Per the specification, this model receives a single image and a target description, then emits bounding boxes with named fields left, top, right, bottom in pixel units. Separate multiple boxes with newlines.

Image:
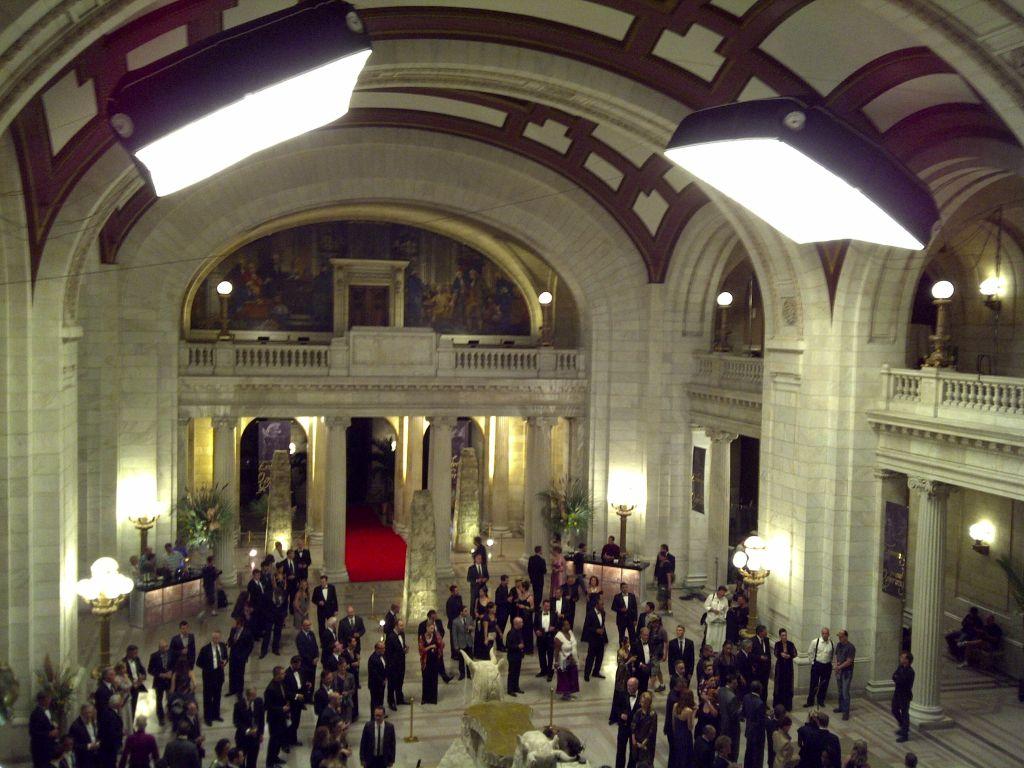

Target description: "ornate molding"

left=325, top=415, right=352, bottom=431
left=906, top=475, right=952, bottom=499
left=867, top=414, right=1024, bottom=457
left=211, top=415, right=234, bottom=430
left=704, top=428, right=738, bottom=444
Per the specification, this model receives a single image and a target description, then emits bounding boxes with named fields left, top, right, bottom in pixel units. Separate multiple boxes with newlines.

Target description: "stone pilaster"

left=865, top=468, right=907, bottom=696
left=323, top=416, right=351, bottom=582
left=212, top=416, right=238, bottom=587
left=705, top=428, right=737, bottom=588
left=404, top=416, right=426, bottom=528
left=427, top=416, right=457, bottom=578
left=907, top=475, right=952, bottom=727
left=487, top=416, right=510, bottom=529
left=175, top=416, right=191, bottom=533
left=524, top=416, right=558, bottom=550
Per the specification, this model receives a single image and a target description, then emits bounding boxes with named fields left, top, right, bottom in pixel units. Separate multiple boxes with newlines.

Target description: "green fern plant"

left=176, top=484, right=235, bottom=549
left=537, top=477, right=594, bottom=539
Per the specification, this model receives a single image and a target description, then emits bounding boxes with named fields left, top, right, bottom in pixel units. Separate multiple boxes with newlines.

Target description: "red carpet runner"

left=344, top=505, right=407, bottom=582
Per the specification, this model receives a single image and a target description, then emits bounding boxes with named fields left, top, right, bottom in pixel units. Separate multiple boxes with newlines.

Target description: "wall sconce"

left=713, top=291, right=733, bottom=352
left=968, top=520, right=995, bottom=555
left=979, top=275, right=1005, bottom=314
left=922, top=280, right=954, bottom=368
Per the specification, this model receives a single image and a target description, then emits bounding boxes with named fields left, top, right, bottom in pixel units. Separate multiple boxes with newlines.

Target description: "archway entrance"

left=239, top=417, right=308, bottom=537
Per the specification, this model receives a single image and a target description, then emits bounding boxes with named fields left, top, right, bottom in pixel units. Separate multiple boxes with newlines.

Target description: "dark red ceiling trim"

left=815, top=240, right=849, bottom=314
left=98, top=185, right=157, bottom=265
left=884, top=103, right=1020, bottom=162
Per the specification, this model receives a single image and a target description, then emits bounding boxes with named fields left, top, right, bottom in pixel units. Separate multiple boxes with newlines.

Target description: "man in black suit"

left=667, top=624, right=695, bottom=687
left=467, top=553, right=489, bottom=606
left=338, top=605, right=366, bottom=654
left=94, top=667, right=116, bottom=713
left=170, top=620, right=197, bottom=670
left=494, top=575, right=511, bottom=648
left=505, top=617, right=526, bottom=696
left=367, top=641, right=388, bottom=713
left=96, top=696, right=123, bottom=768
left=264, top=667, right=289, bottom=767
left=294, top=540, right=312, bottom=584
left=29, top=692, right=59, bottom=768
left=582, top=596, right=608, bottom=681
left=384, top=619, right=408, bottom=710
left=382, top=604, right=400, bottom=636
left=654, top=543, right=676, bottom=613
left=233, top=687, right=265, bottom=768
left=608, top=677, right=640, bottom=768
left=527, top=546, right=546, bottom=603
left=471, top=535, right=488, bottom=565
left=742, top=681, right=767, bottom=768
left=892, top=651, right=915, bottom=743
left=281, top=550, right=298, bottom=607
left=635, top=601, right=656, bottom=640
left=358, top=707, right=396, bottom=768
left=320, top=617, right=339, bottom=666
left=164, top=721, right=201, bottom=768
left=751, top=624, right=772, bottom=695
left=148, top=639, right=174, bottom=725
left=416, top=610, right=445, bottom=640
left=197, top=630, right=228, bottom=725
left=313, top=575, right=339, bottom=636
left=634, top=626, right=654, bottom=692
left=610, top=582, right=638, bottom=647
left=694, top=724, right=717, bottom=768
left=227, top=618, right=254, bottom=697
left=534, top=598, right=558, bottom=680
left=718, top=674, right=741, bottom=762
left=180, top=701, right=205, bottom=759
left=123, top=644, right=147, bottom=719
left=295, top=618, right=319, bottom=681
left=444, top=585, right=464, bottom=633
left=283, top=656, right=310, bottom=747
left=797, top=710, right=822, bottom=768
left=560, top=574, right=580, bottom=627
left=69, top=704, right=100, bottom=768
left=572, top=542, right=586, bottom=577
left=817, top=713, right=842, bottom=768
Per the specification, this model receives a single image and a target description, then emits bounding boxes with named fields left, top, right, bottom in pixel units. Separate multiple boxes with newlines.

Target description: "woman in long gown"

left=630, top=692, right=658, bottom=766
left=773, top=629, right=797, bottom=711
left=168, top=658, right=196, bottom=728
left=515, top=582, right=535, bottom=654
left=586, top=576, right=602, bottom=611
left=292, top=579, right=310, bottom=630
left=473, top=609, right=491, bottom=659
left=670, top=689, right=696, bottom=768
left=614, top=639, right=638, bottom=693
left=715, top=642, right=738, bottom=683
left=695, top=663, right=719, bottom=738
left=550, top=546, right=566, bottom=596
left=553, top=619, right=580, bottom=700
left=419, top=625, right=443, bottom=704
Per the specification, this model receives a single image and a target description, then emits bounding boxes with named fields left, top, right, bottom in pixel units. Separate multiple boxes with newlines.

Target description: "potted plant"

left=0, top=662, right=18, bottom=726
left=34, top=655, right=81, bottom=732
left=537, top=477, right=594, bottom=541
left=176, top=484, right=235, bottom=550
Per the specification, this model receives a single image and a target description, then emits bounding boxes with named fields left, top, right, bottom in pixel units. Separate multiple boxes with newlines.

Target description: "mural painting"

left=190, top=220, right=531, bottom=336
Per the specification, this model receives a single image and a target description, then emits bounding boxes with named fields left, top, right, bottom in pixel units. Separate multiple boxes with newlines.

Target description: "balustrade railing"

left=692, top=353, right=763, bottom=393
left=879, top=365, right=1024, bottom=426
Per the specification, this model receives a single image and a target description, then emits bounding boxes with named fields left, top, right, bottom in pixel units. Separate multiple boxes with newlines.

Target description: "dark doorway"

left=346, top=417, right=397, bottom=521
left=239, top=418, right=308, bottom=534
left=727, top=435, right=760, bottom=583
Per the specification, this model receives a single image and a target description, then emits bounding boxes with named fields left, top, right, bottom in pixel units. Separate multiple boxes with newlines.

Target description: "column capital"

left=211, top=415, right=235, bottom=431
left=873, top=467, right=902, bottom=480
left=427, top=415, right=458, bottom=430
left=325, top=415, right=351, bottom=430
left=178, top=414, right=192, bottom=427
left=907, top=475, right=953, bottom=499
left=704, top=427, right=738, bottom=444
left=527, top=415, right=560, bottom=430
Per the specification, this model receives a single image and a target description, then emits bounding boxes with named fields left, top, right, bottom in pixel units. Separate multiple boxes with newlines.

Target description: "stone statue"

left=460, top=646, right=507, bottom=704
left=402, top=490, right=437, bottom=624
left=266, top=449, right=293, bottom=543
left=453, top=447, right=481, bottom=551
left=512, top=728, right=585, bottom=768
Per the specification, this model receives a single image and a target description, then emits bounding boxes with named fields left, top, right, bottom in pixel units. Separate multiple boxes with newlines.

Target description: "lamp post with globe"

left=76, top=557, right=135, bottom=672
left=216, top=280, right=234, bottom=340
left=732, top=534, right=771, bottom=637
left=128, top=509, right=160, bottom=555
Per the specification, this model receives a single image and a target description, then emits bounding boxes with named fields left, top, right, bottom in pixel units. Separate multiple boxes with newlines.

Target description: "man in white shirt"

left=804, top=626, right=835, bottom=708
left=69, top=705, right=100, bottom=768
left=703, top=585, right=729, bottom=652
left=159, top=543, right=185, bottom=574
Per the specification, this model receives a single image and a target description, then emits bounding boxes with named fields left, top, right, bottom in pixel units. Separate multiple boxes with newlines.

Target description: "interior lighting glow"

left=135, top=51, right=370, bottom=196
left=931, top=280, right=954, bottom=300
left=538, top=291, right=553, bottom=306
left=716, top=291, right=734, bottom=307
left=968, top=519, right=995, bottom=544
left=979, top=276, right=1005, bottom=297
left=216, top=280, right=233, bottom=296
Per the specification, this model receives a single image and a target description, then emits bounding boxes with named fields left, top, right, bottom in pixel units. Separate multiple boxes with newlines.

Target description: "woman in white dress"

left=553, top=619, right=580, bottom=700
left=703, top=585, right=729, bottom=652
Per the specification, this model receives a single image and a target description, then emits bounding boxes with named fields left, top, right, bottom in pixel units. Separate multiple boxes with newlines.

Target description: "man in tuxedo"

left=892, top=651, right=915, bottom=744
left=294, top=540, right=312, bottom=584
left=667, top=624, right=695, bottom=687
left=358, top=707, right=396, bottom=768
left=30, top=692, right=59, bottom=768
left=69, top=704, right=100, bottom=768
left=313, top=671, right=335, bottom=717
left=281, top=550, right=298, bottom=607
left=96, top=696, right=124, bottom=768
left=170, top=620, right=197, bottom=670
left=494, top=575, right=511, bottom=648
left=466, top=553, right=489, bottom=606
left=382, top=604, right=400, bottom=636
left=339, top=605, right=366, bottom=654
left=94, top=667, right=116, bottom=713
left=609, top=677, right=640, bottom=768
left=635, top=601, right=656, bottom=640
left=582, top=596, right=608, bottom=681
left=611, top=582, right=638, bottom=647
left=751, top=624, right=772, bottom=695
left=816, top=712, right=842, bottom=768
left=268, top=575, right=289, bottom=655
left=313, top=575, right=339, bottom=636
left=163, top=721, right=201, bottom=768
left=560, top=574, right=580, bottom=628
left=295, top=618, right=320, bottom=681
left=654, top=543, right=676, bottom=613
left=505, top=617, right=526, bottom=696
left=320, top=617, right=339, bottom=665
left=471, top=535, right=488, bottom=565
left=416, top=610, right=445, bottom=640
left=123, top=645, right=147, bottom=719
left=367, top=641, right=388, bottom=713
left=197, top=630, right=229, bottom=725
left=322, top=640, right=343, bottom=681
left=694, top=725, right=717, bottom=768
left=741, top=681, right=767, bottom=768
left=445, top=585, right=464, bottom=633
left=263, top=667, right=289, bottom=768
left=233, top=687, right=265, bottom=768
left=384, top=619, right=408, bottom=710
left=718, top=674, right=741, bottom=762
left=228, top=618, right=254, bottom=697
left=180, top=701, right=205, bottom=758
left=148, top=640, right=174, bottom=725
left=283, top=656, right=310, bottom=747
left=527, top=546, right=546, bottom=603
left=534, top=598, right=558, bottom=680
left=635, top=626, right=654, bottom=692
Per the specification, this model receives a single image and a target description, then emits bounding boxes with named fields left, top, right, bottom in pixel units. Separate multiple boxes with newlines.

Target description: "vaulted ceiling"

left=6, top=0, right=1024, bottom=289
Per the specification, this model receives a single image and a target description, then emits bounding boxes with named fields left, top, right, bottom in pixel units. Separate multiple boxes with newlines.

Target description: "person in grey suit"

left=451, top=606, right=473, bottom=678
left=717, top=674, right=741, bottom=762
left=163, top=721, right=201, bottom=768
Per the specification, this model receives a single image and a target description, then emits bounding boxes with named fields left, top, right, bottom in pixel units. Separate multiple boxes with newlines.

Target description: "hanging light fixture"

left=108, top=1, right=372, bottom=196
left=665, top=98, right=939, bottom=250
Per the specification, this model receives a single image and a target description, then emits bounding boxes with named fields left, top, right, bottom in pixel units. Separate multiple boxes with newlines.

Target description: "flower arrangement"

left=176, top=484, right=234, bottom=549
left=537, top=477, right=594, bottom=539
left=34, top=655, right=80, bottom=731
left=0, top=663, right=18, bottom=726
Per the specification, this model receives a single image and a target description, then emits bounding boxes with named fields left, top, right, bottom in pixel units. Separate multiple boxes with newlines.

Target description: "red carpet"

left=345, top=505, right=407, bottom=582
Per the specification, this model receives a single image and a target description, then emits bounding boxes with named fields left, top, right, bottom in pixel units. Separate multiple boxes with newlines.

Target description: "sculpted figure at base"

left=461, top=647, right=508, bottom=704
left=512, top=727, right=585, bottom=768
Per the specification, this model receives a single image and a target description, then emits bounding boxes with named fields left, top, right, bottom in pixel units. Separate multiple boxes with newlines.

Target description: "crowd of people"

left=28, top=538, right=928, bottom=768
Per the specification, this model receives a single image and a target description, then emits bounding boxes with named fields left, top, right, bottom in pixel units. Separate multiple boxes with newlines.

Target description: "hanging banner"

left=882, top=501, right=909, bottom=599
left=691, top=447, right=706, bottom=514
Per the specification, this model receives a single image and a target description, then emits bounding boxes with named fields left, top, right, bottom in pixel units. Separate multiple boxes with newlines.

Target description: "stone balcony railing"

left=878, top=364, right=1024, bottom=429
left=693, top=352, right=764, bottom=392
left=179, top=328, right=586, bottom=379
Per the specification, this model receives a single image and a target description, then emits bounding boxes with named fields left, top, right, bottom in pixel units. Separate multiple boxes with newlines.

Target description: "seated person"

left=945, top=606, right=982, bottom=662
left=963, top=614, right=1003, bottom=667
left=600, top=535, right=621, bottom=563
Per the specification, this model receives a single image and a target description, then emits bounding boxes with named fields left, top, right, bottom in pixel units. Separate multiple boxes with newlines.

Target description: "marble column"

left=404, top=416, right=426, bottom=526
left=175, top=415, right=191, bottom=541
left=212, top=416, right=238, bottom=587
left=705, top=428, right=737, bottom=588
left=392, top=417, right=407, bottom=537
left=427, top=416, right=457, bottom=578
left=866, top=468, right=908, bottom=695
left=323, top=416, right=351, bottom=582
left=907, top=475, right=952, bottom=727
left=524, top=416, right=558, bottom=550
left=488, top=416, right=510, bottom=529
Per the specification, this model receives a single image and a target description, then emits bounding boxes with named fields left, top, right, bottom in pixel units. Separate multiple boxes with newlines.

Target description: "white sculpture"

left=460, top=647, right=507, bottom=704
left=512, top=729, right=585, bottom=768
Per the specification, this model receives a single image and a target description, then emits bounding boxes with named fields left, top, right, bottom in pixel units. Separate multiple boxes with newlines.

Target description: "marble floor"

left=70, top=548, right=1021, bottom=768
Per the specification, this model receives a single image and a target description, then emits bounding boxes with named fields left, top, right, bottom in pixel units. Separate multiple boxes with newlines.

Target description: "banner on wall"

left=882, top=500, right=909, bottom=599
left=691, top=447, right=706, bottom=514
left=257, top=420, right=291, bottom=495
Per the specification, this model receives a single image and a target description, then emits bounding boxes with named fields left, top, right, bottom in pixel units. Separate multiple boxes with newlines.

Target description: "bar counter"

left=569, top=554, right=650, bottom=602
left=129, top=571, right=204, bottom=629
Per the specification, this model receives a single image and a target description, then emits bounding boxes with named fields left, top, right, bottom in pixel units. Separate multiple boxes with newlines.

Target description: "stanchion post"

left=548, top=687, right=554, bottom=728
left=404, top=697, right=419, bottom=743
